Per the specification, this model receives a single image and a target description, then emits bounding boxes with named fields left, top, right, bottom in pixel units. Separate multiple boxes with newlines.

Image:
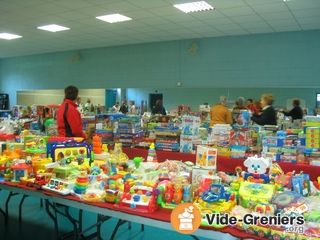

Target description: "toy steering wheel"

left=201, top=191, right=220, bottom=203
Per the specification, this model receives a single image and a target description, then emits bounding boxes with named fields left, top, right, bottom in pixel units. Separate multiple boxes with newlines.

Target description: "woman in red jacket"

left=57, top=86, right=87, bottom=139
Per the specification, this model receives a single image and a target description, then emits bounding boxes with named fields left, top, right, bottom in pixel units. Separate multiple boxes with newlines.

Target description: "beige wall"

left=17, top=89, right=105, bottom=106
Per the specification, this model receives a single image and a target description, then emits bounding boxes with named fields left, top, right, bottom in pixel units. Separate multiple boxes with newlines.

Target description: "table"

left=122, top=147, right=320, bottom=181
left=0, top=182, right=246, bottom=240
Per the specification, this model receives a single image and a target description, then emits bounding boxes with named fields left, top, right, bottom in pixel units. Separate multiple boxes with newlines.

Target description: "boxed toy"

left=196, top=145, right=217, bottom=169
left=181, top=116, right=200, bottom=135
left=292, top=174, right=310, bottom=197
left=180, top=134, right=198, bottom=153
left=238, top=182, right=275, bottom=209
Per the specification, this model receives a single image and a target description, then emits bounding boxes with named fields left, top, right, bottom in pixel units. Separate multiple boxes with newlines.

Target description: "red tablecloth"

left=0, top=181, right=266, bottom=240
left=122, top=148, right=319, bottom=182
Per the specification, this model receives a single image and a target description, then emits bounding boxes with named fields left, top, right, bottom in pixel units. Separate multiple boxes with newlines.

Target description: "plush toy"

left=242, top=155, right=271, bottom=183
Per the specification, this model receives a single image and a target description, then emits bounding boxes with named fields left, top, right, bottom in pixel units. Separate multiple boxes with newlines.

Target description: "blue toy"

left=201, top=184, right=232, bottom=203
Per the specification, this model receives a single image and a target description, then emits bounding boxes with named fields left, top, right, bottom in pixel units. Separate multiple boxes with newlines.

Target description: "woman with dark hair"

left=152, top=100, right=166, bottom=115
left=280, top=98, right=303, bottom=121
left=57, top=86, right=87, bottom=138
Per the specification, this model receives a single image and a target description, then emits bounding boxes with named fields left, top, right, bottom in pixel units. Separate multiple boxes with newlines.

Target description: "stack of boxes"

left=95, top=113, right=124, bottom=145
left=154, top=125, right=180, bottom=152
left=180, top=116, right=201, bottom=153
left=305, top=127, right=320, bottom=149
left=113, top=116, right=143, bottom=147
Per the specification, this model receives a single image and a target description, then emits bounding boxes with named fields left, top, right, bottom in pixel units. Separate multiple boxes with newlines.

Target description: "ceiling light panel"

left=0, top=33, right=22, bottom=40
left=96, top=14, right=132, bottom=23
left=174, top=1, right=214, bottom=13
left=37, top=24, right=70, bottom=32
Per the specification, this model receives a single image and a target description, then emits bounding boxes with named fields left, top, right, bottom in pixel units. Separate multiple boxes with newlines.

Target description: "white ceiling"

left=0, top=0, right=320, bottom=59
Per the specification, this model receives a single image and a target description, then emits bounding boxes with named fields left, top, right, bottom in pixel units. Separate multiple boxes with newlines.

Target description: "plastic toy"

left=81, top=189, right=106, bottom=203
left=146, top=143, right=157, bottom=162
left=10, top=160, right=33, bottom=183
left=73, top=171, right=89, bottom=194
left=242, top=215, right=270, bottom=238
left=271, top=191, right=303, bottom=212
left=238, top=182, right=275, bottom=209
left=115, top=180, right=158, bottom=213
left=195, top=184, right=236, bottom=214
left=158, top=167, right=170, bottom=181
left=242, top=155, right=271, bottom=183
left=50, top=140, right=93, bottom=166
left=42, top=178, right=75, bottom=195
left=92, top=135, right=102, bottom=154
left=104, top=174, right=124, bottom=203
left=32, top=173, right=54, bottom=190
left=269, top=225, right=296, bottom=240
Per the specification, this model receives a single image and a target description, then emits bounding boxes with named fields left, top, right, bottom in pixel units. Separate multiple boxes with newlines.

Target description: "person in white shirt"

left=129, top=101, right=135, bottom=113
left=112, top=102, right=120, bottom=113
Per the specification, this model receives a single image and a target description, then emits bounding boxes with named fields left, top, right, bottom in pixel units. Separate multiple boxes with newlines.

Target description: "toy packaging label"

left=196, top=145, right=217, bottom=169
left=180, top=134, right=198, bottom=153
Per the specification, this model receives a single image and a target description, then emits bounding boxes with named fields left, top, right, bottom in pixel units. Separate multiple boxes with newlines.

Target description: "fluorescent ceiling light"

left=0, top=33, right=22, bottom=40
left=37, top=24, right=70, bottom=32
left=96, top=14, right=132, bottom=23
left=174, top=1, right=214, bottom=13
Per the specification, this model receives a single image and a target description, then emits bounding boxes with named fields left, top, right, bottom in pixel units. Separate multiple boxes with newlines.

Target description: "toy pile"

left=2, top=129, right=320, bottom=240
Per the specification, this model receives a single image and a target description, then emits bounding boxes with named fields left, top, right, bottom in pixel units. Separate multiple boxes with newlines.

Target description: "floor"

left=0, top=189, right=220, bottom=240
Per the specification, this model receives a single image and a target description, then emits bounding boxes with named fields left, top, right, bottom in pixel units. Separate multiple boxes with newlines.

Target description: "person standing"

left=152, top=100, right=166, bottom=115
left=251, top=93, right=277, bottom=126
left=57, top=86, right=86, bottom=139
left=129, top=101, right=136, bottom=113
left=280, top=98, right=303, bottom=121
left=112, top=102, right=120, bottom=113
left=246, top=98, right=259, bottom=114
left=76, top=97, right=83, bottom=114
left=232, top=97, right=247, bottom=123
left=120, top=100, right=128, bottom=114
left=210, top=95, right=232, bottom=127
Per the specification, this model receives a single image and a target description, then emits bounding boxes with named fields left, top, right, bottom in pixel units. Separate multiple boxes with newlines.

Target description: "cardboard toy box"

left=196, top=145, right=217, bottom=169
left=181, top=116, right=201, bottom=135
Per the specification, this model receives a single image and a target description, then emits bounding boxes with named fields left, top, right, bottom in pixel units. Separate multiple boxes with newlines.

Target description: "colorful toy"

left=238, top=182, right=275, bottom=210
left=115, top=180, right=158, bottom=213
left=242, top=155, right=271, bottom=183
left=269, top=225, right=296, bottom=240
left=42, top=178, right=75, bottom=195
left=10, top=160, right=33, bottom=183
left=195, top=184, right=236, bottom=214
left=292, top=173, right=311, bottom=197
left=92, top=135, right=102, bottom=154
left=73, top=171, right=89, bottom=194
left=196, top=145, right=217, bottom=169
left=104, top=174, right=124, bottom=203
left=32, top=173, right=55, bottom=190
left=81, top=189, right=106, bottom=203
left=50, top=140, right=93, bottom=166
left=271, top=191, right=303, bottom=212
left=146, top=143, right=157, bottom=162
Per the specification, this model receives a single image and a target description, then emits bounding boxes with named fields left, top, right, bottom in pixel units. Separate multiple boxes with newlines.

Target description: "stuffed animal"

left=242, top=155, right=271, bottom=183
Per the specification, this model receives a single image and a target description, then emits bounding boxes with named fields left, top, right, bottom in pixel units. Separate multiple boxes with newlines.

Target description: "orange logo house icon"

left=171, top=203, right=201, bottom=234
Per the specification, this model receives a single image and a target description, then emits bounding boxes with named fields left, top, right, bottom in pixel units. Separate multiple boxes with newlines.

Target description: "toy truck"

left=32, top=173, right=54, bottom=190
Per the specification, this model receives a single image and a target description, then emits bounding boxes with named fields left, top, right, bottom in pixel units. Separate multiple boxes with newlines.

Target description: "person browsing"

left=57, top=86, right=87, bottom=139
left=152, top=100, right=166, bottom=115
left=280, top=98, right=303, bottom=121
left=251, top=93, right=277, bottom=126
left=210, top=95, right=232, bottom=127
